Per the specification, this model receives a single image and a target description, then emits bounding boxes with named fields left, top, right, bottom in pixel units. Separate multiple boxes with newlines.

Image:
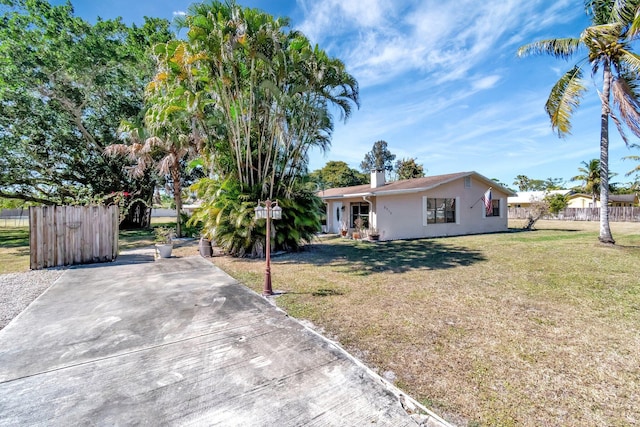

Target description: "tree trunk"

left=599, top=62, right=615, bottom=244
left=171, top=160, right=183, bottom=238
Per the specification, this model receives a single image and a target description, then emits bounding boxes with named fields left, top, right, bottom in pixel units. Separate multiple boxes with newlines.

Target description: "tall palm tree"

left=518, top=0, right=640, bottom=244
left=572, top=159, right=602, bottom=205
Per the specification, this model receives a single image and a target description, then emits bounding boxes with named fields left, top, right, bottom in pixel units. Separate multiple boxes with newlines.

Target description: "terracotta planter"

left=352, top=232, right=361, bottom=240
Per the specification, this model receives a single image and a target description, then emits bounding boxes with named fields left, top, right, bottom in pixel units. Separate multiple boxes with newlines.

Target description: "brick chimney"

left=371, top=170, right=385, bottom=188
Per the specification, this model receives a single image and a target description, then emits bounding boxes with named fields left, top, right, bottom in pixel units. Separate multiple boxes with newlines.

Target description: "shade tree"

left=309, top=161, right=368, bottom=189
left=395, top=158, right=425, bottom=180
left=360, top=140, right=396, bottom=175
left=0, top=0, right=171, bottom=227
left=512, top=175, right=564, bottom=191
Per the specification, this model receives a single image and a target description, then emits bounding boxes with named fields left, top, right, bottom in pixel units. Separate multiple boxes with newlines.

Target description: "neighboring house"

left=566, top=193, right=639, bottom=208
left=508, top=190, right=571, bottom=208
left=566, top=193, right=597, bottom=208
left=508, top=191, right=638, bottom=208
left=610, top=193, right=639, bottom=207
left=318, top=171, right=516, bottom=241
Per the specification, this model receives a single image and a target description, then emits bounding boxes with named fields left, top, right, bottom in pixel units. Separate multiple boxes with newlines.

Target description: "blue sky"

left=55, top=0, right=640, bottom=188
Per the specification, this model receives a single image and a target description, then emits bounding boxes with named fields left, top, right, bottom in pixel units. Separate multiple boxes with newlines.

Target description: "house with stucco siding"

left=318, top=171, right=516, bottom=241
left=566, top=192, right=639, bottom=208
left=508, top=190, right=571, bottom=208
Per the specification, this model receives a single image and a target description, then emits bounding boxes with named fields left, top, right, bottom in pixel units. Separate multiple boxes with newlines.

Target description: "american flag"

left=483, top=188, right=492, bottom=215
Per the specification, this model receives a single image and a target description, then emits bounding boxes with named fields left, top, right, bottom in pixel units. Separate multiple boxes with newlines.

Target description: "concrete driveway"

left=0, top=251, right=449, bottom=426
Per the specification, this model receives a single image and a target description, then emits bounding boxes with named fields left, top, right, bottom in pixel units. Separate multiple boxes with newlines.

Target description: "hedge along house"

left=318, top=171, right=516, bottom=241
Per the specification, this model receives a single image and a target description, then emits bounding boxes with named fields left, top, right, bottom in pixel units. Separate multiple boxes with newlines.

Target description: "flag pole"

left=470, top=187, right=492, bottom=209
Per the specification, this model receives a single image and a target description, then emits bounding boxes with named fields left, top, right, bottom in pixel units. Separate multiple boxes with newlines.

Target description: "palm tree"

left=169, top=1, right=359, bottom=255
left=104, top=120, right=196, bottom=237
left=518, top=0, right=640, bottom=244
left=572, top=159, right=602, bottom=205
left=177, top=2, right=359, bottom=199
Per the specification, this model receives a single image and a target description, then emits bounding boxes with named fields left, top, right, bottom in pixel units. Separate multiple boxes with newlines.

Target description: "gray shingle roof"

left=318, top=171, right=516, bottom=199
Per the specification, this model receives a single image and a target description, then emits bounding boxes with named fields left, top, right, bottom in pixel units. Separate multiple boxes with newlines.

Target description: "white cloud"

left=298, top=0, right=600, bottom=183
left=297, top=0, right=391, bottom=43
left=296, top=0, right=584, bottom=89
left=172, top=11, right=186, bottom=17
left=471, top=75, right=501, bottom=91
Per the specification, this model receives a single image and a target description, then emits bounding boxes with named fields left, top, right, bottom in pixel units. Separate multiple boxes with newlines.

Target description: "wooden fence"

left=29, top=205, right=119, bottom=270
left=508, top=207, right=640, bottom=222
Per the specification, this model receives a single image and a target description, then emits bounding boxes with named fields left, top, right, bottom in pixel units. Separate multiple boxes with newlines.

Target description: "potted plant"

left=340, top=220, right=348, bottom=237
left=353, top=217, right=365, bottom=240
left=368, top=228, right=380, bottom=241
left=154, top=226, right=175, bottom=259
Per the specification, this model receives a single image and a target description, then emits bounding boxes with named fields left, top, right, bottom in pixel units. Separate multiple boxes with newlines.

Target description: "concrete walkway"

left=0, top=251, right=450, bottom=426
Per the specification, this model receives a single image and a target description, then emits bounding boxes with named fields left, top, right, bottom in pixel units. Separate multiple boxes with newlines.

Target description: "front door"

left=333, top=202, right=343, bottom=233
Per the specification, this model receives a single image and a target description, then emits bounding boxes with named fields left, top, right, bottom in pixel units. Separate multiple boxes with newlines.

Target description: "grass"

left=0, top=227, right=30, bottom=274
left=211, top=220, right=640, bottom=426
left=2, top=219, right=639, bottom=425
left=0, top=218, right=178, bottom=274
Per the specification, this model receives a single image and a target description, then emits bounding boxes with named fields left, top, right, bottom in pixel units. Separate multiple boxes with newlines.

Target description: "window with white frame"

left=351, top=202, right=369, bottom=228
left=486, top=199, right=500, bottom=217
left=425, top=198, right=456, bottom=224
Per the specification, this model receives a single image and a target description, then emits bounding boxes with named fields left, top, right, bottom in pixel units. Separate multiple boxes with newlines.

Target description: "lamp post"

left=254, top=199, right=282, bottom=296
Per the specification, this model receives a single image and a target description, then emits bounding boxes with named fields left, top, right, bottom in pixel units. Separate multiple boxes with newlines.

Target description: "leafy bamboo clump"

left=145, top=1, right=359, bottom=255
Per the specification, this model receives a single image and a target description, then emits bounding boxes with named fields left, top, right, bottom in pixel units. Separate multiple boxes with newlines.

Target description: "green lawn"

left=0, top=221, right=176, bottom=274
left=3, top=220, right=639, bottom=425
left=211, top=220, right=640, bottom=427
left=0, top=227, right=30, bottom=274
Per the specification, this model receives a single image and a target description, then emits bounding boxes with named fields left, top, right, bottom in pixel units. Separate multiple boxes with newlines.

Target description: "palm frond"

left=614, top=0, right=640, bottom=36
left=157, top=155, right=174, bottom=175
left=545, top=66, right=587, bottom=137
left=517, top=38, right=582, bottom=59
left=613, top=0, right=640, bottom=23
left=585, top=0, right=612, bottom=24
left=630, top=8, right=640, bottom=38
left=145, top=136, right=165, bottom=149
left=612, top=76, right=640, bottom=140
left=622, top=154, right=640, bottom=176
left=584, top=0, right=639, bottom=25
left=619, top=49, right=640, bottom=73
left=610, top=109, right=631, bottom=144
left=103, top=144, right=129, bottom=157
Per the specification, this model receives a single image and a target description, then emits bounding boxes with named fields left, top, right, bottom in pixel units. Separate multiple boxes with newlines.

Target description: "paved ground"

left=0, top=250, right=450, bottom=426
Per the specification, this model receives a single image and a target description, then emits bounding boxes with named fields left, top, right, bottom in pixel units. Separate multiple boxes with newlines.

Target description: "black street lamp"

left=254, top=199, right=282, bottom=296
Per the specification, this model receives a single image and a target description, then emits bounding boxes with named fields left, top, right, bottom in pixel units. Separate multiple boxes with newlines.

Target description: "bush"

left=545, top=193, right=569, bottom=214
left=180, top=212, right=202, bottom=238
left=190, top=177, right=321, bottom=256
